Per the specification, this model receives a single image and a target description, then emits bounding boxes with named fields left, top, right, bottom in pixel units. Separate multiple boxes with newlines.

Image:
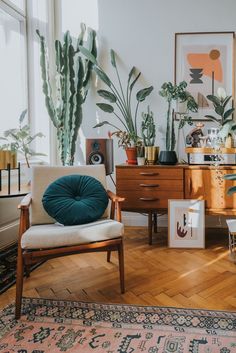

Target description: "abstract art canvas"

left=168, top=199, right=205, bottom=248
left=175, top=32, right=235, bottom=120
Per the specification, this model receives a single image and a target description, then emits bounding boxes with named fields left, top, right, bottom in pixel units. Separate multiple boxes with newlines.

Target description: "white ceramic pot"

left=137, top=157, right=146, bottom=166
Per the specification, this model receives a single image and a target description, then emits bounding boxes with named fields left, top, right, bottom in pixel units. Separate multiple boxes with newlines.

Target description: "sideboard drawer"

left=122, top=190, right=184, bottom=210
left=116, top=167, right=183, bottom=180
left=117, top=179, right=183, bottom=191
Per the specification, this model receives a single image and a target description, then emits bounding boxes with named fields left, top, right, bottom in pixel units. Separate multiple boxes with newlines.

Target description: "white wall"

left=60, top=0, right=236, bottom=226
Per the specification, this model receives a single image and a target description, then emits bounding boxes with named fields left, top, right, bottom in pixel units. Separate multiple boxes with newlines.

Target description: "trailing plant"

left=141, top=106, right=156, bottom=146
left=159, top=81, right=198, bottom=151
left=0, top=109, right=45, bottom=168
left=205, top=87, right=236, bottom=140
left=79, top=46, right=153, bottom=145
left=36, top=24, right=97, bottom=165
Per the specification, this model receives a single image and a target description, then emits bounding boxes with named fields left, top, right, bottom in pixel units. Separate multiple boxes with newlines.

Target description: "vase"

left=137, top=157, right=146, bottom=166
left=145, top=146, right=159, bottom=165
left=158, top=150, right=178, bottom=165
left=125, top=147, right=137, bottom=165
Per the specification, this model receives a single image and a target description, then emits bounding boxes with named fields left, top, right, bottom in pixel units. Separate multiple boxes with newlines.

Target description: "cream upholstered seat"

left=21, top=219, right=124, bottom=249
left=15, top=165, right=125, bottom=319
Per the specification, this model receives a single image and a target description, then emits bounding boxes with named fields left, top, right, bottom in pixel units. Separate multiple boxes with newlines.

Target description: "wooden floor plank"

left=1, top=226, right=236, bottom=312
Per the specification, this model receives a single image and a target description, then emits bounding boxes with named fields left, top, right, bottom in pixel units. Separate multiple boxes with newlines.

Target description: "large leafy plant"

left=159, top=81, right=198, bottom=151
left=0, top=109, right=45, bottom=168
left=79, top=46, right=153, bottom=145
left=205, top=88, right=236, bottom=140
left=37, top=24, right=97, bottom=165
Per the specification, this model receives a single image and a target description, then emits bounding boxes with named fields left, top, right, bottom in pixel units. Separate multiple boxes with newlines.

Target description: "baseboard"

left=122, top=212, right=230, bottom=228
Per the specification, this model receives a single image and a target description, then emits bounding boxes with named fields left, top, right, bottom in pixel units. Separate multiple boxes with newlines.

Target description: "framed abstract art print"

left=175, top=32, right=235, bottom=120
left=168, top=199, right=205, bottom=248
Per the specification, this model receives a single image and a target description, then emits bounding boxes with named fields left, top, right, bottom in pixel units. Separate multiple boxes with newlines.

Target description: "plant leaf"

left=204, top=115, right=220, bottom=123
left=227, top=186, right=236, bottom=195
left=215, top=105, right=224, bottom=116
left=97, top=89, right=117, bottom=103
left=128, top=66, right=136, bottom=83
left=136, top=86, right=154, bottom=102
left=206, top=94, right=221, bottom=106
left=78, top=45, right=97, bottom=65
left=130, top=72, right=141, bottom=91
left=93, top=66, right=112, bottom=87
left=224, top=173, right=236, bottom=180
left=110, top=49, right=116, bottom=68
left=96, top=103, right=114, bottom=113
left=222, top=95, right=232, bottom=108
left=19, top=109, right=27, bottom=124
left=223, top=108, right=235, bottom=120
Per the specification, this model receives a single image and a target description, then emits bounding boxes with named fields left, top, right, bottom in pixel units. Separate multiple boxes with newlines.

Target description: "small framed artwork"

left=168, top=199, right=205, bottom=248
left=175, top=32, right=235, bottom=120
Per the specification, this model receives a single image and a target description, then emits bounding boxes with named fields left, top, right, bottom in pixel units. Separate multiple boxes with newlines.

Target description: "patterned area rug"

left=0, top=298, right=236, bottom=352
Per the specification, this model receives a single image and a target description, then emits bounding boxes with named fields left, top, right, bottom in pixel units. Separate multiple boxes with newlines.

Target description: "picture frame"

left=175, top=32, right=235, bottom=121
left=168, top=199, right=205, bottom=248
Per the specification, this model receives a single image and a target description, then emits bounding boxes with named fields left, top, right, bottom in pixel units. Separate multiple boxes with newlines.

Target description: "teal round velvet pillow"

left=42, top=175, right=109, bottom=226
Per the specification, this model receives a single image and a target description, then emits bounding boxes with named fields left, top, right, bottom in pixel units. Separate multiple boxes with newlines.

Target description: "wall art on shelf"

left=175, top=32, right=235, bottom=121
left=168, top=199, right=205, bottom=248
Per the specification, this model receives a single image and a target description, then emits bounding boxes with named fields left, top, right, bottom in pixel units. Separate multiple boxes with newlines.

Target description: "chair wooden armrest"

left=18, top=193, right=32, bottom=210
left=18, top=194, right=31, bottom=237
left=107, top=190, right=125, bottom=203
left=107, top=190, right=125, bottom=222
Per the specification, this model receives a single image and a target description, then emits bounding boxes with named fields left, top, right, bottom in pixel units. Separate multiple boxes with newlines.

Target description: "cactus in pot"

left=36, top=24, right=97, bottom=165
left=141, top=106, right=158, bottom=164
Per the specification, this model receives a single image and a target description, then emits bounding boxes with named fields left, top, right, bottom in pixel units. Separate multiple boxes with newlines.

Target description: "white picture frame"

left=168, top=199, right=205, bottom=248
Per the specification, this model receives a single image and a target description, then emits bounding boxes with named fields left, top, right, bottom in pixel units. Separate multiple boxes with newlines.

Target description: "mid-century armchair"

left=15, top=165, right=125, bottom=319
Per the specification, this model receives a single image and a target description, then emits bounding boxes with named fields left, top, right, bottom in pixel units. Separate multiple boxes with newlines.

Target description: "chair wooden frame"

left=15, top=190, right=125, bottom=319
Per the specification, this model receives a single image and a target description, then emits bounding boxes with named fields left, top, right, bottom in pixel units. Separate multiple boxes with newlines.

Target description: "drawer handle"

left=139, top=197, right=159, bottom=201
left=140, top=172, right=159, bottom=176
left=139, top=183, right=159, bottom=188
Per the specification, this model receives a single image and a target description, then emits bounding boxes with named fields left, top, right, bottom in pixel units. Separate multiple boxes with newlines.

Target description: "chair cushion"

left=42, top=175, right=109, bottom=226
left=21, top=219, right=124, bottom=249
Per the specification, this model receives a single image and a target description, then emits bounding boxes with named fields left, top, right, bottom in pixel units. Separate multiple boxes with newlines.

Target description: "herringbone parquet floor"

left=1, top=226, right=236, bottom=311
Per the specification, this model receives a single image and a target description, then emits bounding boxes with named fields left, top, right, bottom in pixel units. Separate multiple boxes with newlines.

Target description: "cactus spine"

left=141, top=106, right=156, bottom=146
left=37, top=24, right=97, bottom=165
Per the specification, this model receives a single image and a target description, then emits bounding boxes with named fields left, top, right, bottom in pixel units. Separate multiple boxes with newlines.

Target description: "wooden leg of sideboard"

left=153, top=212, right=157, bottom=233
left=148, top=212, right=153, bottom=245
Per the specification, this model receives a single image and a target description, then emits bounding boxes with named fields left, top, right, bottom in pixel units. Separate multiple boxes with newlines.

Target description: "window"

left=0, top=1, right=27, bottom=136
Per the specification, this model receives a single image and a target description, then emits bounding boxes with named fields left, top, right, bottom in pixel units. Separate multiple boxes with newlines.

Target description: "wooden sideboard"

left=116, top=164, right=236, bottom=244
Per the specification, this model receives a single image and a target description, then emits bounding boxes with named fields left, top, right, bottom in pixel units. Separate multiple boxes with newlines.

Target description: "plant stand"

left=0, top=162, right=21, bottom=195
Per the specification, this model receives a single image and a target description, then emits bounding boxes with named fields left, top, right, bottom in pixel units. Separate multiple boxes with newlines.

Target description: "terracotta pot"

left=125, top=147, right=137, bottom=165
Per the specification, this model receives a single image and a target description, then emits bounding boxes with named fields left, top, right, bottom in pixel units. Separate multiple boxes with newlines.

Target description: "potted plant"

left=0, top=110, right=45, bottom=168
left=136, top=144, right=145, bottom=165
left=79, top=46, right=153, bottom=163
left=109, top=130, right=137, bottom=164
left=141, top=106, right=158, bottom=164
left=159, top=81, right=198, bottom=164
left=205, top=87, right=236, bottom=148
left=36, top=24, right=97, bottom=166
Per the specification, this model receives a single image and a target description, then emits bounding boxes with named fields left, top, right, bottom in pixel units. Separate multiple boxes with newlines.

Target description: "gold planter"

left=145, top=146, right=159, bottom=165
left=0, top=150, right=17, bottom=169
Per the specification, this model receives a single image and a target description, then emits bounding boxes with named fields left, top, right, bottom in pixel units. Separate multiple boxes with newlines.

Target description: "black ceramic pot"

left=158, top=151, right=178, bottom=165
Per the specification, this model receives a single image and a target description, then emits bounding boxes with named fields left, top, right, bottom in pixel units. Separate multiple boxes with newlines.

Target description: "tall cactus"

left=36, top=24, right=97, bottom=165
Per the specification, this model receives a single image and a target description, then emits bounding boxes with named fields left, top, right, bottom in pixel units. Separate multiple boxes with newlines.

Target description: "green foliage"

left=141, top=106, right=156, bottom=146
left=79, top=47, right=154, bottom=145
left=37, top=24, right=97, bottom=165
left=0, top=109, right=46, bottom=168
left=224, top=173, right=236, bottom=195
left=159, top=81, right=198, bottom=151
left=205, top=90, right=235, bottom=140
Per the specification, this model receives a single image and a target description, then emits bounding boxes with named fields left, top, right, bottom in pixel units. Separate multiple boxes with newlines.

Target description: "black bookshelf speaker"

left=86, top=138, right=114, bottom=175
